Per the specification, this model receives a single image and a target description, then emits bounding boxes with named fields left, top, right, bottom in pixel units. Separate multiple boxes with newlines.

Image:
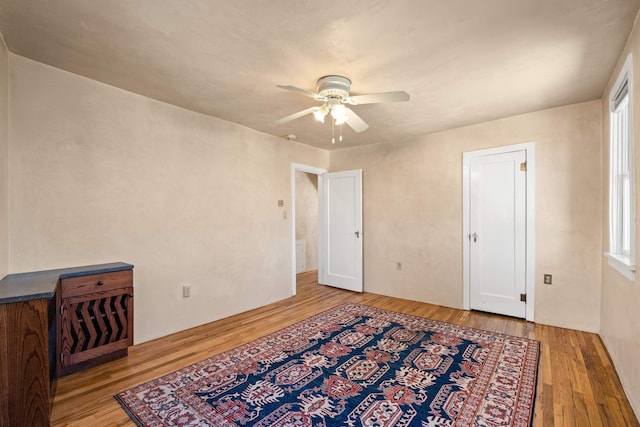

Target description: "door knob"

left=472, top=233, right=478, bottom=242
left=355, top=231, right=360, bottom=238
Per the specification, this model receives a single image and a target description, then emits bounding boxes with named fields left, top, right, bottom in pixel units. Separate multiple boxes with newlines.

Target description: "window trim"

left=606, top=53, right=636, bottom=282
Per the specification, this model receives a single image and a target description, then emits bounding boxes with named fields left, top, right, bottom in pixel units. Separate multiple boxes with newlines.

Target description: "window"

left=607, top=53, right=635, bottom=281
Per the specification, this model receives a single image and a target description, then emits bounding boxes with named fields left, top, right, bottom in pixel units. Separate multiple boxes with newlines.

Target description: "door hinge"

left=60, top=353, right=64, bottom=363
left=520, top=293, right=527, bottom=303
left=520, top=162, right=527, bottom=172
left=60, top=305, right=63, bottom=315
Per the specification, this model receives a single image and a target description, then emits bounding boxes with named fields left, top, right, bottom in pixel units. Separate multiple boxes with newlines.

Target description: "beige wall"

left=331, top=100, right=602, bottom=332
left=295, top=171, right=318, bottom=272
left=0, top=36, right=8, bottom=279
left=4, top=52, right=605, bottom=341
left=600, top=13, right=640, bottom=418
left=8, top=55, right=329, bottom=343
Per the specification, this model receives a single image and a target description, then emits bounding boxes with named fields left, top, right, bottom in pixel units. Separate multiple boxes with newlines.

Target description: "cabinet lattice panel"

left=67, top=293, right=130, bottom=354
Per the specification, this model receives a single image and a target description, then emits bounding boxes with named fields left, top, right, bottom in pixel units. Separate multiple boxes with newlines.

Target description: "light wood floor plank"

left=50, top=271, right=639, bottom=426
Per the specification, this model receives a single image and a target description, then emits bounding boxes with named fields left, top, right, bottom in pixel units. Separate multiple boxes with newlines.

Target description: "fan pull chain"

left=332, top=119, right=335, bottom=144
left=340, top=124, right=343, bottom=142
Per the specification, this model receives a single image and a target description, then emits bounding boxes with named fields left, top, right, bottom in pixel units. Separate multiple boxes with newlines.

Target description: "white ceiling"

left=0, top=0, right=638, bottom=150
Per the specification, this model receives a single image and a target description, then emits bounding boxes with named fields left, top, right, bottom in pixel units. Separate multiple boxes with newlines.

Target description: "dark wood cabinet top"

left=0, top=262, right=134, bottom=304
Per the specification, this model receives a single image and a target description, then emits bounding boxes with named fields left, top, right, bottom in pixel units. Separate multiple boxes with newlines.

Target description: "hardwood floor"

left=50, top=271, right=639, bottom=426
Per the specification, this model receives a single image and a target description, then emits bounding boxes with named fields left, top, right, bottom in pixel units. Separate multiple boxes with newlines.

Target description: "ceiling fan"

left=275, top=75, right=410, bottom=139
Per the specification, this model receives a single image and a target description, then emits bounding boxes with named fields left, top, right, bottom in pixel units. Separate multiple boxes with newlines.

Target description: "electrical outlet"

left=182, top=285, right=191, bottom=298
left=283, top=210, right=288, bottom=219
left=544, top=274, right=552, bottom=285
left=396, top=262, right=402, bottom=270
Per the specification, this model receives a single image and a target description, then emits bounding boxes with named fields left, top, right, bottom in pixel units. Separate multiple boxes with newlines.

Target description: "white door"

left=319, top=170, right=363, bottom=292
left=469, top=151, right=526, bottom=318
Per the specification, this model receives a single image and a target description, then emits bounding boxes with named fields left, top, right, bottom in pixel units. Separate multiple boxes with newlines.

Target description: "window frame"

left=606, top=53, right=636, bottom=281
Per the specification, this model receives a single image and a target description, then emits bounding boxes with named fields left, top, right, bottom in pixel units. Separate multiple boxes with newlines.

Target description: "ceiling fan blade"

left=275, top=106, right=319, bottom=125
left=276, top=85, right=323, bottom=100
left=346, top=91, right=410, bottom=105
left=344, top=108, right=369, bottom=133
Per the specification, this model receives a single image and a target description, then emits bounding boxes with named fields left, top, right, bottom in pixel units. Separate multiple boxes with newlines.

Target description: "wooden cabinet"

left=0, top=298, right=51, bottom=427
left=0, top=263, right=133, bottom=426
left=56, top=269, right=134, bottom=377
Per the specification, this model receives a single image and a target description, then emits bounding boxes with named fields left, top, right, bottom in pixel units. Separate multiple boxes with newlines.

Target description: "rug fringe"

left=114, top=394, right=146, bottom=427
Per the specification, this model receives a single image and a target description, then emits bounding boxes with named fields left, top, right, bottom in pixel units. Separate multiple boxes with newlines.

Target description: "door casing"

left=462, top=142, right=536, bottom=322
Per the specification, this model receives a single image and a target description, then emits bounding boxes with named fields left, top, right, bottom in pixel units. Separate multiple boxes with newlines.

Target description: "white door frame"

left=291, top=163, right=328, bottom=295
left=462, top=142, right=536, bottom=322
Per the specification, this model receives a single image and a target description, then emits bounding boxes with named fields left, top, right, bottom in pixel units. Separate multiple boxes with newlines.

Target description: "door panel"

left=470, top=151, right=526, bottom=318
left=319, top=170, right=363, bottom=292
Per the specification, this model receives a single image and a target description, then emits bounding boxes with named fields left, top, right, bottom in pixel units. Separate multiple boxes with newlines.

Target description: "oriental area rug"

left=116, top=303, right=540, bottom=427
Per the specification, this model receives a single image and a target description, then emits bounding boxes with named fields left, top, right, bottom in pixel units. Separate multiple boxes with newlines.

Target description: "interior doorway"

left=291, top=163, right=327, bottom=295
left=295, top=171, right=319, bottom=276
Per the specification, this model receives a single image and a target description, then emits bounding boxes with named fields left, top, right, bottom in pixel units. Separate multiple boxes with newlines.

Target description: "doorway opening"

left=291, top=163, right=327, bottom=295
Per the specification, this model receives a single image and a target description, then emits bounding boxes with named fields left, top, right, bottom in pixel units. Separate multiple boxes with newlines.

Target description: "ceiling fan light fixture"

left=313, top=106, right=328, bottom=122
left=331, top=104, right=348, bottom=124
left=334, top=116, right=348, bottom=126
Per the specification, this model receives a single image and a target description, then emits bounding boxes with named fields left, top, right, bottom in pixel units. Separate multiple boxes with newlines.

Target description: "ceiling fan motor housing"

left=317, top=75, right=351, bottom=100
